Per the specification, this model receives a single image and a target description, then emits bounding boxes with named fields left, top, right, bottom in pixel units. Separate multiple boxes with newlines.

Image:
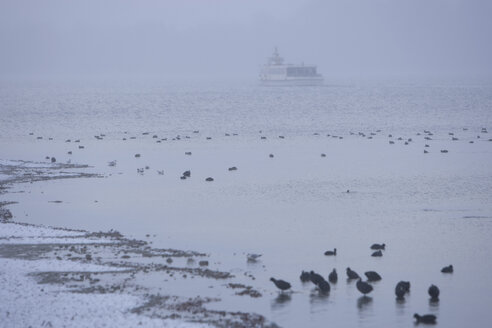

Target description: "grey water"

left=1, top=80, right=492, bottom=327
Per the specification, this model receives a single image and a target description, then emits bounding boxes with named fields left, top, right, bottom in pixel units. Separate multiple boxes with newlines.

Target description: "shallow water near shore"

left=1, top=80, right=492, bottom=327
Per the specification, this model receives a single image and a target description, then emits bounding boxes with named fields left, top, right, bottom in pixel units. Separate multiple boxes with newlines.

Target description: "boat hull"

left=260, top=78, right=324, bottom=86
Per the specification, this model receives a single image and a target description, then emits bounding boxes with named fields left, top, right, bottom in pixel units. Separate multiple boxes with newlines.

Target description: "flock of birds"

left=269, top=243, right=454, bottom=325
left=30, top=126, right=491, bottom=183
left=29, top=128, right=485, bottom=325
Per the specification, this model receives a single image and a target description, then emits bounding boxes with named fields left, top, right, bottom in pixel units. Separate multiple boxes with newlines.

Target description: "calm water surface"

left=1, top=80, right=492, bottom=327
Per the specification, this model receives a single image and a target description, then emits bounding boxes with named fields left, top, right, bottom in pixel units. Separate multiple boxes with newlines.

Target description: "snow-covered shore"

left=0, top=160, right=273, bottom=328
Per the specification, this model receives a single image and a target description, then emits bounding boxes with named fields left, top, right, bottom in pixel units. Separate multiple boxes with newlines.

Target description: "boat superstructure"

left=260, top=48, right=323, bottom=86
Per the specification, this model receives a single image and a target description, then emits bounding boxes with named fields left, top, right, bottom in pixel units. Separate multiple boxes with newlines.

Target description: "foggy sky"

left=1, top=0, right=491, bottom=80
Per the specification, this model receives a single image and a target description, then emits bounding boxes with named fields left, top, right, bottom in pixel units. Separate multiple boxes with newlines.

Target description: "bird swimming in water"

left=356, top=279, right=373, bottom=295
left=428, top=284, right=440, bottom=301
left=270, top=278, right=291, bottom=292
left=324, top=248, right=336, bottom=256
left=328, top=269, right=338, bottom=283
left=371, top=250, right=383, bottom=257
left=364, top=271, right=382, bottom=282
left=346, top=267, right=360, bottom=280
left=414, top=313, right=437, bottom=324
left=370, top=243, right=385, bottom=250
left=441, top=265, right=453, bottom=273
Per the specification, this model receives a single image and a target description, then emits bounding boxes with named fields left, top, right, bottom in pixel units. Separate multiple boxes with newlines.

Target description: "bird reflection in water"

left=429, top=298, right=439, bottom=308
left=357, top=296, right=373, bottom=310
left=271, top=293, right=292, bottom=310
left=396, top=297, right=406, bottom=309
left=309, top=289, right=329, bottom=309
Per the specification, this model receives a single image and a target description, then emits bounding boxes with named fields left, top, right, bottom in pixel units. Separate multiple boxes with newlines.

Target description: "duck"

left=395, top=284, right=406, bottom=300
left=371, top=250, right=383, bottom=257
left=318, top=279, right=330, bottom=293
left=414, top=313, right=437, bottom=324
left=270, top=278, right=291, bottom=291
left=395, top=281, right=410, bottom=299
left=356, top=279, right=373, bottom=295
left=328, top=269, right=338, bottom=283
left=428, top=284, right=440, bottom=301
left=396, top=281, right=410, bottom=293
left=346, top=267, right=360, bottom=280
left=370, top=243, right=385, bottom=250
left=364, top=271, right=382, bottom=282
left=300, top=271, right=311, bottom=283
left=324, top=248, right=336, bottom=256
left=310, top=271, right=325, bottom=286
left=441, top=265, right=453, bottom=273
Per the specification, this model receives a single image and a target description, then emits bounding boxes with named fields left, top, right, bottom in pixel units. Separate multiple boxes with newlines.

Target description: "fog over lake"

left=1, top=1, right=492, bottom=328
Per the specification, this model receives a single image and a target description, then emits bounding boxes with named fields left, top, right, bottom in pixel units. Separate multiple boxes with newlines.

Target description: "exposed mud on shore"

left=0, top=159, right=273, bottom=328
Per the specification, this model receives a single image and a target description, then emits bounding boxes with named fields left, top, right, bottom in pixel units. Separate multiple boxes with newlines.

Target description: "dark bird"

left=370, top=243, right=385, bottom=250
left=364, top=271, right=382, bottom=282
left=318, top=279, right=331, bottom=293
left=300, top=271, right=311, bottom=283
left=324, top=248, right=337, bottom=256
left=328, top=269, right=338, bottom=283
left=414, top=313, right=437, bottom=324
left=371, top=250, right=383, bottom=257
left=183, top=170, right=191, bottom=178
left=441, top=265, right=453, bottom=273
left=346, top=267, right=360, bottom=280
left=428, top=284, right=440, bottom=301
left=205, top=177, right=214, bottom=182
left=395, top=281, right=410, bottom=300
left=395, top=284, right=406, bottom=300
left=270, top=278, right=291, bottom=291
left=356, top=279, right=373, bottom=295
left=310, top=271, right=325, bottom=286
left=396, top=281, right=411, bottom=293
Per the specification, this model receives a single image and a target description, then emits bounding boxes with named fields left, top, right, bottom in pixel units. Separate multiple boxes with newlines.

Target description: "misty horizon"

left=1, top=0, right=492, bottom=81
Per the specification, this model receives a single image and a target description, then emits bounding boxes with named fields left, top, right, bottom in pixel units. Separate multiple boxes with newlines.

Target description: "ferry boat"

left=260, top=47, right=323, bottom=86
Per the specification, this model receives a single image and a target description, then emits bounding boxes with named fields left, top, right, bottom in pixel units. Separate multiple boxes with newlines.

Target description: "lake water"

left=1, top=80, right=492, bottom=327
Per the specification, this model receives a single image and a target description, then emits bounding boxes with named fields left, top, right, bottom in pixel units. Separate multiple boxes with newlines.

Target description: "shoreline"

left=0, top=159, right=275, bottom=328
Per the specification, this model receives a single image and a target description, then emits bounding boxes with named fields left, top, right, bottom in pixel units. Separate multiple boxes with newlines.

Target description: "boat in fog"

left=260, top=47, right=323, bottom=86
